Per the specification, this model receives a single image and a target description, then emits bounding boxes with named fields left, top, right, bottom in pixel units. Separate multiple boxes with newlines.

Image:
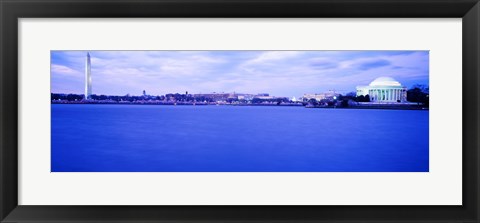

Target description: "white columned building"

left=356, top=77, right=407, bottom=102
left=85, top=52, right=92, bottom=99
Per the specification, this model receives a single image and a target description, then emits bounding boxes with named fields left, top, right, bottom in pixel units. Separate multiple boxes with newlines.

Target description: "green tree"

left=364, top=94, right=370, bottom=102
left=407, top=85, right=429, bottom=106
left=308, top=98, right=318, bottom=106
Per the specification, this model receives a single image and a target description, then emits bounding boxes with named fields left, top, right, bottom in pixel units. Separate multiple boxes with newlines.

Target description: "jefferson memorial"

left=356, top=77, right=407, bottom=102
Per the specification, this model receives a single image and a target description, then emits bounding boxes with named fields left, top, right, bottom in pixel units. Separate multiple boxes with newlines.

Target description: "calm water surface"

left=51, top=104, right=429, bottom=172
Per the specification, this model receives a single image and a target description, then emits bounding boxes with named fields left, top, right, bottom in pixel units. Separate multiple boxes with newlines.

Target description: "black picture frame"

left=1, top=0, right=479, bottom=222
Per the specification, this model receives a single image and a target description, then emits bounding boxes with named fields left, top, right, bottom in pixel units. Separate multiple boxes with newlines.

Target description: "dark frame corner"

left=1, top=0, right=479, bottom=222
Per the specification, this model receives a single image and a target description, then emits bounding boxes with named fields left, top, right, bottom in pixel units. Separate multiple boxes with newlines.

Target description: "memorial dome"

left=369, top=76, right=401, bottom=87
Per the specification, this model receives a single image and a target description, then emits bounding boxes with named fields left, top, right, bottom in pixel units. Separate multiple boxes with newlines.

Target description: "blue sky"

left=51, top=51, right=429, bottom=97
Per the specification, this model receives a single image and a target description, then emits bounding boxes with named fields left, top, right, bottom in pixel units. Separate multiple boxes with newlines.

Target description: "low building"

left=303, top=92, right=339, bottom=101
left=356, top=77, right=407, bottom=102
left=303, top=93, right=325, bottom=101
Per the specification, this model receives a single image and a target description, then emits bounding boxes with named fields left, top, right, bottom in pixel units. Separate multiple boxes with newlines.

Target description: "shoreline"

left=307, top=106, right=428, bottom=110
left=51, top=101, right=428, bottom=110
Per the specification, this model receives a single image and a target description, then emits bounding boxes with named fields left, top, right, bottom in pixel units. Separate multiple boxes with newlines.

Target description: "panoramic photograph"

left=51, top=50, right=429, bottom=172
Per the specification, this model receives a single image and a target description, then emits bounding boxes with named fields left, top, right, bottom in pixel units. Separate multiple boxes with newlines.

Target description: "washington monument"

left=85, top=52, right=92, bottom=99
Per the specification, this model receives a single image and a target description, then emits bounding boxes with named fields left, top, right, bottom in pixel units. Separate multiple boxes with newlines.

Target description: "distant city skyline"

left=51, top=50, right=429, bottom=97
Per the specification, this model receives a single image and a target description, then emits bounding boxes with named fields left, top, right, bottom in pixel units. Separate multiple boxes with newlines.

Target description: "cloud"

left=51, top=64, right=81, bottom=76
left=242, top=51, right=302, bottom=66
left=51, top=51, right=429, bottom=97
left=309, top=58, right=338, bottom=69
left=356, top=59, right=391, bottom=70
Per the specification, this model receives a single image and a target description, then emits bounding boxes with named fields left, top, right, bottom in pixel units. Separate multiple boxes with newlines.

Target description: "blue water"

left=51, top=104, right=429, bottom=172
